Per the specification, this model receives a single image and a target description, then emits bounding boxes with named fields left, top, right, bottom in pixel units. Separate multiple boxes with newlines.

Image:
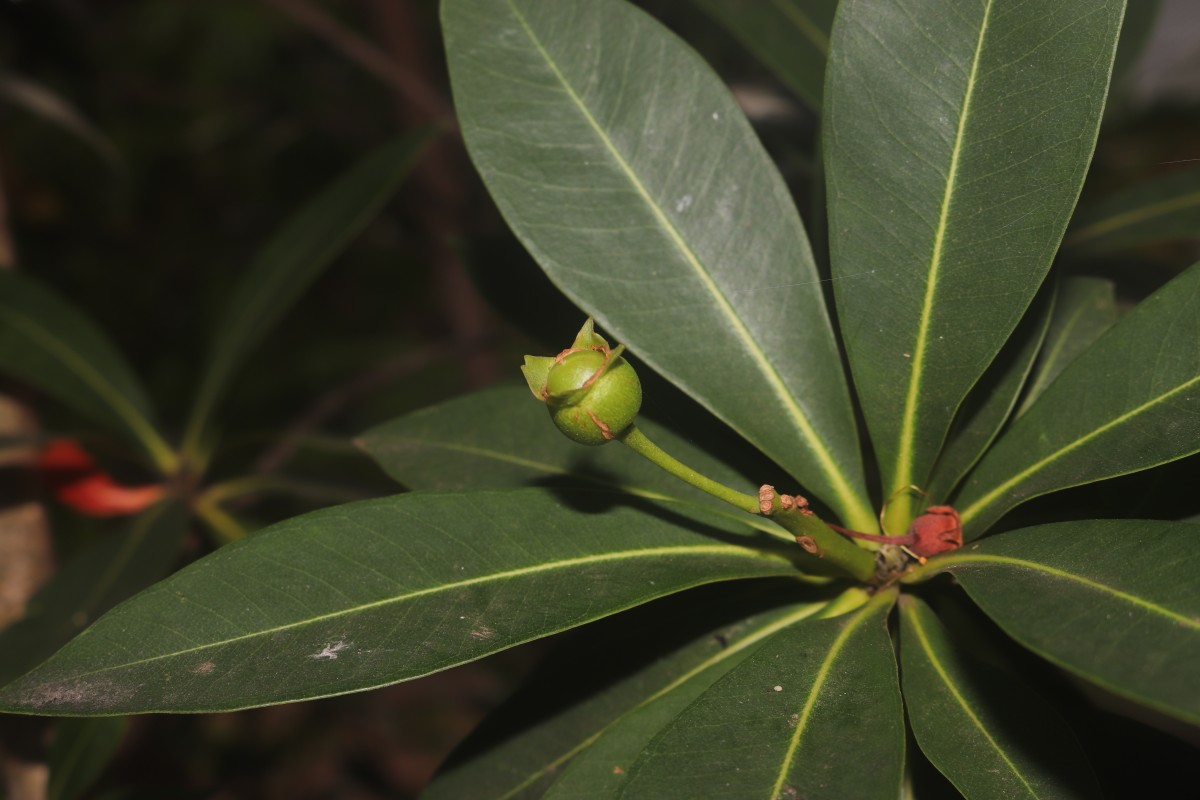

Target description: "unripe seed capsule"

left=522, top=319, right=642, bottom=446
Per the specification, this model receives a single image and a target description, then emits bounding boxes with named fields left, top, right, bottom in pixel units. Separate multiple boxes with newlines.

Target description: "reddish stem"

left=826, top=523, right=914, bottom=545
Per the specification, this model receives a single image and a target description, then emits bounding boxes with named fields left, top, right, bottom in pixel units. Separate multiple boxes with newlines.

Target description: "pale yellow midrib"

left=53, top=543, right=785, bottom=680
left=505, top=1, right=863, bottom=522
left=769, top=594, right=887, bottom=798
left=893, top=0, right=995, bottom=500
left=497, top=600, right=827, bottom=799
left=935, top=553, right=1198, bottom=629
left=905, top=605, right=1040, bottom=798
left=960, top=372, right=1200, bottom=527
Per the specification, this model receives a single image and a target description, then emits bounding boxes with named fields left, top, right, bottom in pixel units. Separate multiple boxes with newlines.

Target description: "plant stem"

left=618, top=425, right=879, bottom=583
left=617, top=425, right=760, bottom=514
left=758, top=489, right=878, bottom=583
left=196, top=500, right=247, bottom=544
left=143, top=433, right=180, bottom=476
left=199, top=475, right=278, bottom=504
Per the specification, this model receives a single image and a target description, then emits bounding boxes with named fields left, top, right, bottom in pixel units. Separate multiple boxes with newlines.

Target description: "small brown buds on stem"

left=758, top=484, right=776, bottom=515
left=754, top=485, right=879, bottom=582
left=795, top=535, right=824, bottom=556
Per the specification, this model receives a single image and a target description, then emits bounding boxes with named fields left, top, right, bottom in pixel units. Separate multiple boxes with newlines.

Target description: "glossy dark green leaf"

left=899, top=596, right=1101, bottom=799
left=444, top=0, right=874, bottom=531
left=1014, top=277, right=1117, bottom=417
left=824, top=0, right=1126, bottom=529
left=0, top=503, right=188, bottom=687
left=928, top=285, right=1054, bottom=503
left=360, top=385, right=761, bottom=507
left=424, top=588, right=828, bottom=799
left=542, top=599, right=834, bottom=798
left=0, top=489, right=800, bottom=715
left=0, top=272, right=173, bottom=470
left=361, top=388, right=864, bottom=579
left=618, top=591, right=903, bottom=799
left=1066, top=166, right=1200, bottom=252
left=915, top=520, right=1200, bottom=725
left=181, top=130, right=433, bottom=454
left=690, top=0, right=837, bottom=110
left=956, top=262, right=1200, bottom=535
left=48, top=716, right=129, bottom=800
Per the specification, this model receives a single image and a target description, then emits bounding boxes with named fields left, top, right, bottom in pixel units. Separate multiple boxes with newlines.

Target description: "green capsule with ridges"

left=521, top=318, right=642, bottom=446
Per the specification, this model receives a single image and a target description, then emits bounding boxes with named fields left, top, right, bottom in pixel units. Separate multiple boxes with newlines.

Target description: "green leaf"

left=48, top=716, right=129, bottom=800
left=618, top=591, right=903, bottom=799
left=1066, top=166, right=1200, bottom=252
left=824, top=0, right=1126, bottom=529
left=444, top=0, right=874, bottom=531
left=956, top=262, right=1200, bottom=535
left=181, top=130, right=434, bottom=455
left=1017, top=277, right=1118, bottom=419
left=1014, top=276, right=1117, bottom=417
left=0, top=503, right=189, bottom=687
left=360, top=385, right=762, bottom=506
left=899, top=596, right=1101, bottom=799
left=689, top=0, right=837, bottom=110
left=543, top=598, right=833, bottom=798
left=0, top=272, right=174, bottom=471
left=361, top=388, right=868, bottom=577
left=424, top=585, right=829, bottom=799
left=0, top=489, right=800, bottom=715
left=927, top=284, right=1054, bottom=503
left=914, top=520, right=1200, bottom=725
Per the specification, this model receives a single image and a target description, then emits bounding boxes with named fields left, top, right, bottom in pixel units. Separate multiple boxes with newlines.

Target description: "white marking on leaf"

left=309, top=641, right=351, bottom=661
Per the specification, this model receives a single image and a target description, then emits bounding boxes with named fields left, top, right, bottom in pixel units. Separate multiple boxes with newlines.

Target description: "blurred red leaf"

left=37, top=438, right=96, bottom=473
left=38, top=438, right=165, bottom=517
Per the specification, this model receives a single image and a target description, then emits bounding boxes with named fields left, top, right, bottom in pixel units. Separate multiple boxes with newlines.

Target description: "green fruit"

left=547, top=350, right=641, bottom=445
left=545, top=348, right=609, bottom=398
left=521, top=318, right=642, bottom=446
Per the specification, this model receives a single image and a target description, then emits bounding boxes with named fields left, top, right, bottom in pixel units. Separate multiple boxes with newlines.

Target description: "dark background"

left=1, top=1, right=1197, bottom=797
